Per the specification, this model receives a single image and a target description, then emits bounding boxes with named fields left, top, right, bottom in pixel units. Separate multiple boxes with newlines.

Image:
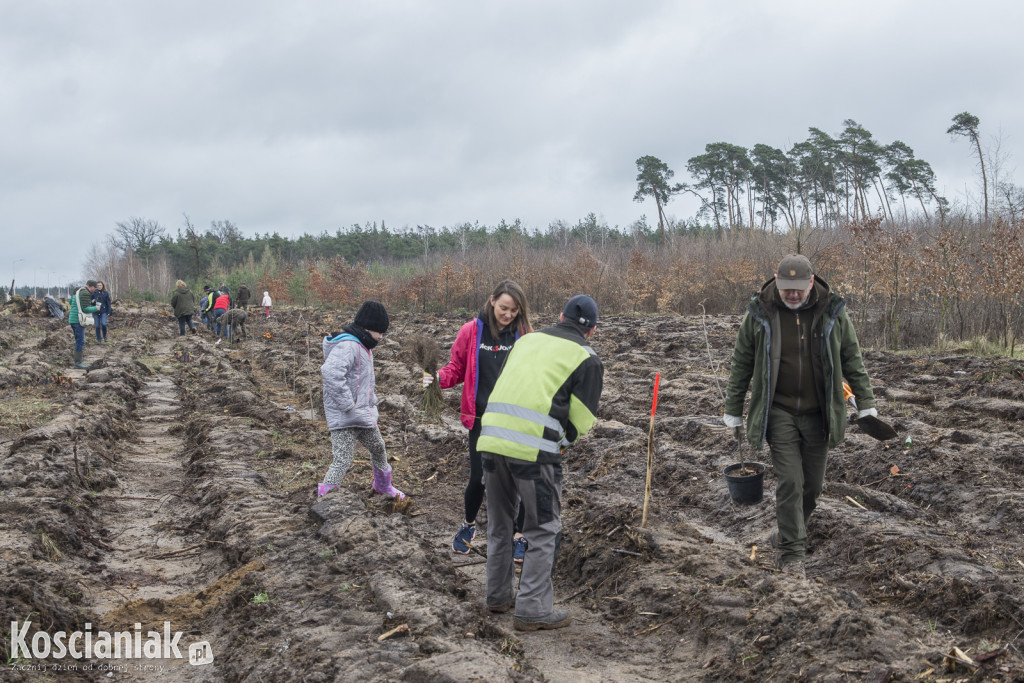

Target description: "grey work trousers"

left=767, top=405, right=829, bottom=565
left=482, top=453, right=562, bottom=619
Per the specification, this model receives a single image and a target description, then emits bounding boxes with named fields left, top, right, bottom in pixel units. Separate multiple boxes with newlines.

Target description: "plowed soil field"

left=2, top=302, right=1023, bottom=682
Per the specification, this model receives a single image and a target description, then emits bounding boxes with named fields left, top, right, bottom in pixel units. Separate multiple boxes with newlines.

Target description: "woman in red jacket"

left=431, top=280, right=532, bottom=557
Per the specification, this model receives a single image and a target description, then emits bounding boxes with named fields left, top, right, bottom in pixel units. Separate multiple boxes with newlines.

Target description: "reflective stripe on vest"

left=486, top=402, right=562, bottom=433
left=479, top=425, right=562, bottom=455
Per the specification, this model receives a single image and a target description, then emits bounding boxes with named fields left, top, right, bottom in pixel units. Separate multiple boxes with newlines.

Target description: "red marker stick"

left=650, top=373, right=660, bottom=417
left=642, top=373, right=661, bottom=527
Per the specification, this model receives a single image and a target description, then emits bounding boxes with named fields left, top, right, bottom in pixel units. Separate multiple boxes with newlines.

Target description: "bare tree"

left=998, top=182, right=1024, bottom=224
left=210, top=219, right=242, bottom=244
left=109, top=217, right=166, bottom=253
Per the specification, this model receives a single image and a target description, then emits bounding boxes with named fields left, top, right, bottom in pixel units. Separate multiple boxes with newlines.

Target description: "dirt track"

left=2, top=304, right=1024, bottom=681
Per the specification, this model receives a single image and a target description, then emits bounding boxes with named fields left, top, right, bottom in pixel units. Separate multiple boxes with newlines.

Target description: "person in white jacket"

left=261, top=291, right=272, bottom=318
left=317, top=301, right=405, bottom=500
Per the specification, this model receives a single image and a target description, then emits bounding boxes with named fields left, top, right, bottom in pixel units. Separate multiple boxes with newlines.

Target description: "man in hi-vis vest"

left=478, top=295, right=603, bottom=631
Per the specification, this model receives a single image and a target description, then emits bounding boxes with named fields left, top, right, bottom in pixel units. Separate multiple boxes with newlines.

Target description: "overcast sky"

left=3, top=0, right=1022, bottom=289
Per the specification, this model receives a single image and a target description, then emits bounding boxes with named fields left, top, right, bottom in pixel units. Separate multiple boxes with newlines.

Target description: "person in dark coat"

left=236, top=283, right=251, bottom=311
left=91, top=280, right=112, bottom=343
left=724, top=254, right=878, bottom=579
left=170, top=280, right=197, bottom=336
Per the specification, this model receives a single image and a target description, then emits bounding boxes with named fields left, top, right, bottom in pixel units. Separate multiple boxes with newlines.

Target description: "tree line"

left=634, top=112, right=1024, bottom=241
left=76, top=111, right=1022, bottom=355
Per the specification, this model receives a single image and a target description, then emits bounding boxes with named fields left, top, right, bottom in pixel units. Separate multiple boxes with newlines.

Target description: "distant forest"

left=68, top=113, right=1024, bottom=354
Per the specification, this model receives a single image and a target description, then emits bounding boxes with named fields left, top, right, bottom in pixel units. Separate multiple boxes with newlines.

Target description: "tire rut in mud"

left=90, top=352, right=219, bottom=617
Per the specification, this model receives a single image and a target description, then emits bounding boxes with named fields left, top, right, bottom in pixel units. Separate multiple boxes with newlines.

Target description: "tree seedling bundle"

left=410, top=336, right=444, bottom=419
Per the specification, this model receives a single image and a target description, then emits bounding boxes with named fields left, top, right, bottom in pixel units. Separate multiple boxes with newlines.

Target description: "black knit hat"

left=354, top=301, right=390, bottom=334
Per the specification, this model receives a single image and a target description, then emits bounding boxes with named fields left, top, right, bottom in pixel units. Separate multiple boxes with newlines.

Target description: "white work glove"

left=422, top=372, right=434, bottom=387
left=857, top=408, right=878, bottom=419
left=723, top=414, right=744, bottom=442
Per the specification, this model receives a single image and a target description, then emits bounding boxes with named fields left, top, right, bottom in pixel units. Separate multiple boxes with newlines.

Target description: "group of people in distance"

left=169, top=281, right=273, bottom=341
left=314, top=253, right=883, bottom=631
left=68, top=277, right=276, bottom=368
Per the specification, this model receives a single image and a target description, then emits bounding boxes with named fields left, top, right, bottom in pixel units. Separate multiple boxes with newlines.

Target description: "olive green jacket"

left=170, top=285, right=196, bottom=318
left=724, top=276, right=875, bottom=450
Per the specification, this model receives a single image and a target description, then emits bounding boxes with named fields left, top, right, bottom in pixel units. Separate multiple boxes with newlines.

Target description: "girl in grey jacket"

left=318, top=301, right=406, bottom=500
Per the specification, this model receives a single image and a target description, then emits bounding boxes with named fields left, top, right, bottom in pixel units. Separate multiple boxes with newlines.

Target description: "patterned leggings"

left=323, top=426, right=389, bottom=485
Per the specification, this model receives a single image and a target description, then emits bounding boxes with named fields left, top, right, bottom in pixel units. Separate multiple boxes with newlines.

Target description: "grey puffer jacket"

left=321, top=333, right=378, bottom=430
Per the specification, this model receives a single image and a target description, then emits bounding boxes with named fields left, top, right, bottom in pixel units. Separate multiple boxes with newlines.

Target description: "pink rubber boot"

left=317, top=483, right=339, bottom=497
left=371, top=464, right=406, bottom=501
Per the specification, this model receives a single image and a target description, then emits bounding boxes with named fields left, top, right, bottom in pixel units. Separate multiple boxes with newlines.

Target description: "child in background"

left=318, top=301, right=405, bottom=501
left=262, top=291, right=272, bottom=317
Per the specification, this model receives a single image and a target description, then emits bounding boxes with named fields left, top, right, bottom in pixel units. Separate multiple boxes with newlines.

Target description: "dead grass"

left=0, top=390, right=66, bottom=437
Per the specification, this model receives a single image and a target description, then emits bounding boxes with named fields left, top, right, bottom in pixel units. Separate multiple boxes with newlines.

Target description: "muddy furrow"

left=90, top=351, right=218, bottom=620
left=1, top=344, right=144, bottom=681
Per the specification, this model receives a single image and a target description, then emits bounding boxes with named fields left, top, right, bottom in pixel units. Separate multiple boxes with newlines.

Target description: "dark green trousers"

left=767, top=405, right=828, bottom=565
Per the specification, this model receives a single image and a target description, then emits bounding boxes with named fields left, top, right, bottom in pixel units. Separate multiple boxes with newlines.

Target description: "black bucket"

left=723, top=462, right=766, bottom=504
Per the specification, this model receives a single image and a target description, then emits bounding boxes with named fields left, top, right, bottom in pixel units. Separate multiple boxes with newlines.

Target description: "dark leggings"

left=467, top=420, right=525, bottom=532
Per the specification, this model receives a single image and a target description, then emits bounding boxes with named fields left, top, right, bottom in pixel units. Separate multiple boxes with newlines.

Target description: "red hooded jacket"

left=438, top=317, right=523, bottom=429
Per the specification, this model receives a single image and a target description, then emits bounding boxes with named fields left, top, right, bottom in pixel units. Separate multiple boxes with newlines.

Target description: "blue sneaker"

left=513, top=536, right=528, bottom=564
left=452, top=522, right=476, bottom=555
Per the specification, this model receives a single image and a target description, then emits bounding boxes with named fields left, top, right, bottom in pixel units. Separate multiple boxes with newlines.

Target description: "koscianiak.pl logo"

left=9, top=621, right=214, bottom=672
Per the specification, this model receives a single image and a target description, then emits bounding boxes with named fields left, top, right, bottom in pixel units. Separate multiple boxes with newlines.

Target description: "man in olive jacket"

left=478, top=294, right=603, bottom=631
left=723, top=255, right=878, bottom=578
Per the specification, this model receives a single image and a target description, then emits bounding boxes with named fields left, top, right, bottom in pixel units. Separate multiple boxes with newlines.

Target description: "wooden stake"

left=845, top=495, right=868, bottom=510
left=641, top=374, right=660, bottom=527
left=377, top=624, right=410, bottom=641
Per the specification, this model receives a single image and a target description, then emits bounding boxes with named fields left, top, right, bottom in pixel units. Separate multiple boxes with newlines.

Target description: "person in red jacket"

left=427, top=280, right=532, bottom=556
left=212, top=288, right=231, bottom=337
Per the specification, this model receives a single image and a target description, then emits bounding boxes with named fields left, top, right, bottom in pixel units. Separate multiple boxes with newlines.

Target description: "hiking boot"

left=452, top=522, right=476, bottom=555
left=513, top=536, right=528, bottom=564
left=780, top=560, right=806, bottom=579
left=513, top=610, right=572, bottom=631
